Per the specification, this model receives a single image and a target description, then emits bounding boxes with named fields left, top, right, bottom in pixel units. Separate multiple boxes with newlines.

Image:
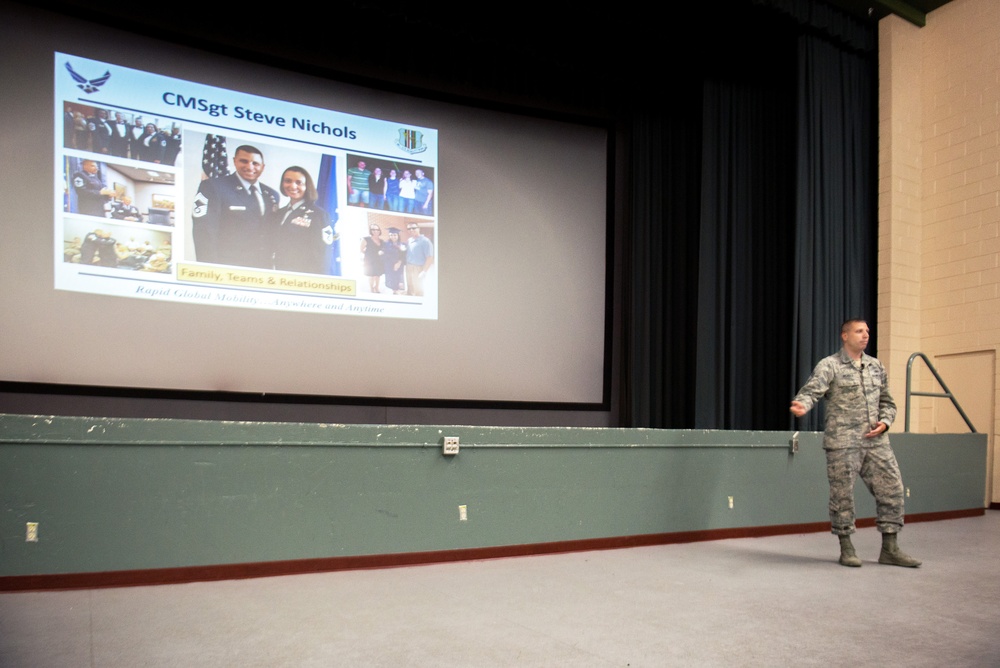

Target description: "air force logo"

left=65, top=62, right=111, bottom=94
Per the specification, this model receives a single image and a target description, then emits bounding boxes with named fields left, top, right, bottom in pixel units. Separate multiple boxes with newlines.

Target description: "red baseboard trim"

left=1, top=508, right=985, bottom=592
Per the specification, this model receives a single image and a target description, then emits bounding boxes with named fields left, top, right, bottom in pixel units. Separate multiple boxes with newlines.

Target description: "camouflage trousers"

left=825, top=442, right=904, bottom=536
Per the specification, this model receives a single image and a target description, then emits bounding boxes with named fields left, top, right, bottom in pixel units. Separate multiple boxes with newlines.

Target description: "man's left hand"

left=864, top=422, right=887, bottom=438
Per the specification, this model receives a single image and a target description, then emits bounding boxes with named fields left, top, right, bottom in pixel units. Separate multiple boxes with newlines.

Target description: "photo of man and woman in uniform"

left=183, top=133, right=339, bottom=276
left=63, top=102, right=181, bottom=166
left=181, top=135, right=436, bottom=298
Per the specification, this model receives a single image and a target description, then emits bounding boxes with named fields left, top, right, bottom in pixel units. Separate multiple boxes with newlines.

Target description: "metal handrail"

left=904, top=352, right=976, bottom=433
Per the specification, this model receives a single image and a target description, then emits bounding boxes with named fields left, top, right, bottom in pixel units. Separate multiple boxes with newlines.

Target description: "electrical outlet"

left=26, top=522, right=38, bottom=542
left=443, top=436, right=460, bottom=455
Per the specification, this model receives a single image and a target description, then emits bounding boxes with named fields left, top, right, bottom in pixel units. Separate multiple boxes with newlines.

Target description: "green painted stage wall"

left=0, top=414, right=987, bottom=577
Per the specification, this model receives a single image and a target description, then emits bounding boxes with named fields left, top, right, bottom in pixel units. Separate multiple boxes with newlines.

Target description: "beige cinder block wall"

left=879, top=0, right=999, bottom=504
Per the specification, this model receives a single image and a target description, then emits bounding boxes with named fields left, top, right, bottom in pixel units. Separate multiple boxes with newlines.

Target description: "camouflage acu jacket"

left=793, top=349, right=896, bottom=450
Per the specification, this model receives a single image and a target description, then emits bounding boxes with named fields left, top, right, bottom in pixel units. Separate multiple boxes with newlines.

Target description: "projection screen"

left=0, top=2, right=611, bottom=407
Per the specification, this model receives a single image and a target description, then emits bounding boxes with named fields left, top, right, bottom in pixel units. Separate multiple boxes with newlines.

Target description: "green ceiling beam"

left=878, top=0, right=927, bottom=27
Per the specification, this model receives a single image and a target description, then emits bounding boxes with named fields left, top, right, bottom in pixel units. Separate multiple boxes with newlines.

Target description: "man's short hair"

left=233, top=145, right=264, bottom=159
left=841, top=318, right=867, bottom=333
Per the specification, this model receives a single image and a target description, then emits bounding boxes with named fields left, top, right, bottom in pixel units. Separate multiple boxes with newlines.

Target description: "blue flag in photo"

left=317, top=154, right=340, bottom=276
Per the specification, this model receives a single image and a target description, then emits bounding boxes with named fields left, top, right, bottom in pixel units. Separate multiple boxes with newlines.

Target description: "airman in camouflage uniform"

left=791, top=319, right=921, bottom=568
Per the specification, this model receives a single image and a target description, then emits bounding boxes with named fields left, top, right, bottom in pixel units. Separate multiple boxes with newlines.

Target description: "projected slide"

left=55, top=53, right=439, bottom=320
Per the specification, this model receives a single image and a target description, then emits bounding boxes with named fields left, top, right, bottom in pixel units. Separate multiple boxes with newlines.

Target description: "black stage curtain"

left=623, top=1, right=877, bottom=430
left=790, top=32, right=879, bottom=431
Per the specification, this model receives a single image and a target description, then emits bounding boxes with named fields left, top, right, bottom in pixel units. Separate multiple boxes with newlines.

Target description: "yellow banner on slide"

left=176, top=263, right=356, bottom=296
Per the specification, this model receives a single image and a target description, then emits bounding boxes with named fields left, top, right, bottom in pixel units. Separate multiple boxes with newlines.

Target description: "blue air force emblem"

left=65, top=62, right=111, bottom=94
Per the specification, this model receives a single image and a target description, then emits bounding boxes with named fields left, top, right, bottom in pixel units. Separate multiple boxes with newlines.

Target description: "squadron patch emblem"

left=192, top=193, right=208, bottom=218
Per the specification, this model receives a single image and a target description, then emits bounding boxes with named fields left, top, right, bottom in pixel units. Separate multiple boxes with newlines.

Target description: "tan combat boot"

left=838, top=535, right=862, bottom=567
left=878, top=533, right=922, bottom=567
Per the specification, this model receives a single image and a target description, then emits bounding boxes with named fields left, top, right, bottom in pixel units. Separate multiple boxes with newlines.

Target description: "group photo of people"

left=345, top=155, right=434, bottom=216
left=64, top=157, right=176, bottom=227
left=63, top=102, right=182, bottom=166
left=186, top=134, right=338, bottom=276
left=62, top=219, right=172, bottom=274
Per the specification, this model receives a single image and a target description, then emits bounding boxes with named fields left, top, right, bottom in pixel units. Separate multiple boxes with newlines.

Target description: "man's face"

left=407, top=224, right=419, bottom=237
left=234, top=150, right=265, bottom=184
left=115, top=113, right=124, bottom=123
left=357, top=161, right=366, bottom=171
left=82, top=160, right=97, bottom=174
left=415, top=170, right=424, bottom=179
left=841, top=321, right=870, bottom=355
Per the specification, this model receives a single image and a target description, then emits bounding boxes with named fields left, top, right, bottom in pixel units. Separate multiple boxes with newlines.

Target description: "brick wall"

left=880, top=0, right=999, bottom=502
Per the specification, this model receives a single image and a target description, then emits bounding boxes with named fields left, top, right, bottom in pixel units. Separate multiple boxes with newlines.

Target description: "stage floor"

left=2, top=512, right=997, bottom=667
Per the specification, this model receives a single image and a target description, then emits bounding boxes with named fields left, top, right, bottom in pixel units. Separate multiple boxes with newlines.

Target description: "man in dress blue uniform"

left=72, top=159, right=113, bottom=217
left=192, top=145, right=279, bottom=268
left=791, top=319, right=921, bottom=568
left=109, top=195, right=140, bottom=221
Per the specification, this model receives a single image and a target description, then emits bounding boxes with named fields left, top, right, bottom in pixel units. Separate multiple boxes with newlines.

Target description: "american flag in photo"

left=201, top=135, right=229, bottom=178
